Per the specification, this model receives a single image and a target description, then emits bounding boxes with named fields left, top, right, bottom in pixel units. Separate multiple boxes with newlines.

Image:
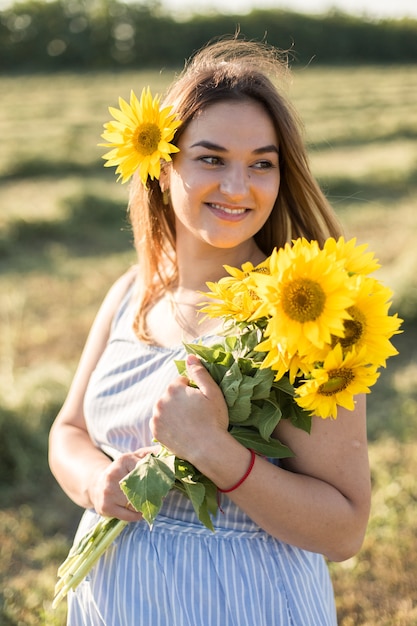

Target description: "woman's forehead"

left=180, top=100, right=278, bottom=148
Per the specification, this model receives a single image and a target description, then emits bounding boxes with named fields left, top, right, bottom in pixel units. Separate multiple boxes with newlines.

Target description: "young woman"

left=49, top=38, right=371, bottom=625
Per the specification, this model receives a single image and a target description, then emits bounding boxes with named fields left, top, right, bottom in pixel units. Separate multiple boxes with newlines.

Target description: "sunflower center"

left=252, top=267, right=270, bottom=275
left=281, top=278, right=326, bottom=322
left=318, top=368, right=354, bottom=396
left=134, top=122, right=161, bottom=156
left=248, top=288, right=260, bottom=301
left=332, top=305, right=366, bottom=350
left=343, top=305, right=366, bottom=345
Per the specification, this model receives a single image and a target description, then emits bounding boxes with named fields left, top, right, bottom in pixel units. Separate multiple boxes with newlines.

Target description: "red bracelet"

left=218, top=449, right=256, bottom=493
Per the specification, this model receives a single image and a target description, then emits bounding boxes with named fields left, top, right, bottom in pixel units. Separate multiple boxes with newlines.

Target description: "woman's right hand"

left=88, top=446, right=159, bottom=521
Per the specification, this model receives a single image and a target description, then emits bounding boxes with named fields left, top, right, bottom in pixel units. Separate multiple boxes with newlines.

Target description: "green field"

left=1, top=66, right=416, bottom=625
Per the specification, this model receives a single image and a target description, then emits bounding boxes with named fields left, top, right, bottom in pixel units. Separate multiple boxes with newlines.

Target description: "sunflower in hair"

left=100, top=87, right=181, bottom=186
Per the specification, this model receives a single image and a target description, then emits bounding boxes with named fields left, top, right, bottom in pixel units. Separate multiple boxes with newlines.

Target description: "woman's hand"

left=150, top=354, right=229, bottom=462
left=88, top=446, right=159, bottom=521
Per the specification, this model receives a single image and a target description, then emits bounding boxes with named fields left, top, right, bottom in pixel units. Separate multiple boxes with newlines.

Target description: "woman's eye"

left=252, top=160, right=275, bottom=170
left=199, top=155, right=223, bottom=166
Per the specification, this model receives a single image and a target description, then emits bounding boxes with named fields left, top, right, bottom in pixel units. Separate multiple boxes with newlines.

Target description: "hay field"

left=1, top=65, right=416, bottom=625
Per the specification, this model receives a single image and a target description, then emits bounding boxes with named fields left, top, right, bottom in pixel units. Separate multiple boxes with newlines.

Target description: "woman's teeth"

left=209, top=204, right=247, bottom=214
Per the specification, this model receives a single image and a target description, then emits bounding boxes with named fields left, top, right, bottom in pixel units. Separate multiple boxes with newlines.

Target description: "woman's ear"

left=159, top=163, right=170, bottom=193
left=159, top=164, right=171, bottom=205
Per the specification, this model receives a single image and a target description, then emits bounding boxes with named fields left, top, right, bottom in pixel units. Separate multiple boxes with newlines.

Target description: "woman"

left=49, top=38, right=371, bottom=625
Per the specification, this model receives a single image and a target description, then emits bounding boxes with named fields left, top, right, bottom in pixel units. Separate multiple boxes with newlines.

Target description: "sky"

left=1, top=0, right=417, bottom=18
left=161, top=0, right=417, bottom=20
left=0, top=0, right=416, bottom=19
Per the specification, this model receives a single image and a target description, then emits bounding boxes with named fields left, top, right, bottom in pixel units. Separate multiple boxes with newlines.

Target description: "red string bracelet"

left=218, top=449, right=256, bottom=493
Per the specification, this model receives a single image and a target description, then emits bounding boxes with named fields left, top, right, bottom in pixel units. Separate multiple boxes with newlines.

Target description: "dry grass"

left=1, top=65, right=416, bottom=625
left=332, top=439, right=417, bottom=626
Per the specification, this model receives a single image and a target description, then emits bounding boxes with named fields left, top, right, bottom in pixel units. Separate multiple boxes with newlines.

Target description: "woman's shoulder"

left=92, top=265, right=139, bottom=334
left=112, top=264, right=139, bottom=293
left=105, top=265, right=138, bottom=306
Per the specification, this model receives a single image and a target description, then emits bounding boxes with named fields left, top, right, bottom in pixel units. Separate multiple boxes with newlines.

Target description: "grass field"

left=1, top=65, right=416, bottom=625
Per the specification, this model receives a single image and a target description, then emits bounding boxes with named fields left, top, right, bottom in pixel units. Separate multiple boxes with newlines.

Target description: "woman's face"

left=163, top=99, right=280, bottom=255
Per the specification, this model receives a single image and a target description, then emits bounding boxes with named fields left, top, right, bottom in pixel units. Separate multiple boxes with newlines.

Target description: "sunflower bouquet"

left=53, top=88, right=402, bottom=607
left=201, top=236, right=401, bottom=413
left=120, top=235, right=402, bottom=534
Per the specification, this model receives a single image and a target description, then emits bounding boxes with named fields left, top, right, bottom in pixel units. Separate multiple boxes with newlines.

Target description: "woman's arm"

left=48, top=268, right=145, bottom=522
left=150, top=355, right=371, bottom=562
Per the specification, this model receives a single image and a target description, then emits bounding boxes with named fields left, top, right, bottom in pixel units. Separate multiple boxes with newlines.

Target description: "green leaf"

left=203, top=477, right=219, bottom=517
left=251, top=367, right=275, bottom=400
left=273, top=375, right=296, bottom=396
left=219, top=361, right=242, bottom=407
left=185, top=481, right=215, bottom=531
left=236, top=356, right=257, bottom=376
left=227, top=382, right=254, bottom=423
left=174, top=359, right=187, bottom=377
left=227, top=367, right=273, bottom=422
left=244, top=328, right=263, bottom=352
left=174, top=458, right=217, bottom=531
left=230, top=426, right=294, bottom=458
left=270, top=385, right=312, bottom=434
left=288, top=403, right=312, bottom=434
left=195, top=484, right=218, bottom=531
left=183, top=342, right=234, bottom=367
left=246, top=398, right=282, bottom=440
left=205, top=361, right=229, bottom=385
left=175, top=357, right=226, bottom=388
left=225, top=335, right=238, bottom=351
left=120, top=452, right=176, bottom=527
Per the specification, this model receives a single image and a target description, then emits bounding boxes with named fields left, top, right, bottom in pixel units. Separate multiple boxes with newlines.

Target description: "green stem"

left=53, top=518, right=127, bottom=608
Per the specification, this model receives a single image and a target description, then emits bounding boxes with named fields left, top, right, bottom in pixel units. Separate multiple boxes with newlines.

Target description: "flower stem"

left=53, top=518, right=127, bottom=608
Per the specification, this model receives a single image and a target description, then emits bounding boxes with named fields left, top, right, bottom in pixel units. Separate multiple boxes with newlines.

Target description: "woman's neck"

left=175, top=238, right=265, bottom=291
left=141, top=238, right=267, bottom=347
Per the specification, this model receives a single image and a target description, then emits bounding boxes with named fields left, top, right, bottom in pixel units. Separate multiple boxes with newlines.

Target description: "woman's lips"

left=207, top=203, right=249, bottom=220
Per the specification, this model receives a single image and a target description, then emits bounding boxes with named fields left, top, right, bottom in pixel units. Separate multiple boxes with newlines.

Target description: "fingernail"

left=186, top=354, right=200, bottom=366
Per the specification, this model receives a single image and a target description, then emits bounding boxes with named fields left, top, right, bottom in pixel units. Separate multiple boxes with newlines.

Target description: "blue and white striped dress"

left=67, top=287, right=338, bottom=626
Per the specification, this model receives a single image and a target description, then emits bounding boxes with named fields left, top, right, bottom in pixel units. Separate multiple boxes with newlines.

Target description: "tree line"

left=1, top=0, right=417, bottom=72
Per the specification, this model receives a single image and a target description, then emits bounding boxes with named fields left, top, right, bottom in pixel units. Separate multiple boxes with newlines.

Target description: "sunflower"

left=100, top=87, right=181, bottom=185
left=253, top=239, right=355, bottom=356
left=201, top=277, right=257, bottom=322
left=201, top=258, right=270, bottom=322
left=331, top=275, right=402, bottom=367
left=295, top=344, right=380, bottom=419
left=323, top=236, right=380, bottom=276
left=256, top=337, right=292, bottom=381
left=257, top=337, right=312, bottom=384
left=223, top=257, right=271, bottom=281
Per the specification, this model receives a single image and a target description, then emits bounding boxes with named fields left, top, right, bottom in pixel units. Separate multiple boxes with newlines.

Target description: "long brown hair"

left=129, top=37, right=343, bottom=340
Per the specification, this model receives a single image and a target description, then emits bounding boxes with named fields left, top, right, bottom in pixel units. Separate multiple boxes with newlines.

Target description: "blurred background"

left=1, top=1, right=416, bottom=624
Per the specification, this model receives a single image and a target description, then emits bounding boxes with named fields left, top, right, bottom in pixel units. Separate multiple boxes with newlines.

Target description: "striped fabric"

left=67, top=287, right=337, bottom=625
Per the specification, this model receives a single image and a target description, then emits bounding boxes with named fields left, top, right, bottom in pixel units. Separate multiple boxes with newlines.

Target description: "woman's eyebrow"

left=190, top=140, right=226, bottom=151
left=190, top=140, right=279, bottom=154
left=253, top=145, right=279, bottom=155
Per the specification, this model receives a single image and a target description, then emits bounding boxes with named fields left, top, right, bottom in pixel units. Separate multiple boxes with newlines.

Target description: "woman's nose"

left=219, top=164, right=249, bottom=199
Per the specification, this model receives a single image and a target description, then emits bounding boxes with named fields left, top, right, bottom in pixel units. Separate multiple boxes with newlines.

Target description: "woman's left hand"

left=150, top=354, right=229, bottom=461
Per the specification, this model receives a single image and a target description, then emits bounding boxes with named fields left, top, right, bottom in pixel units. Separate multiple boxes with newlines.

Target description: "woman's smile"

left=206, top=203, right=249, bottom=219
